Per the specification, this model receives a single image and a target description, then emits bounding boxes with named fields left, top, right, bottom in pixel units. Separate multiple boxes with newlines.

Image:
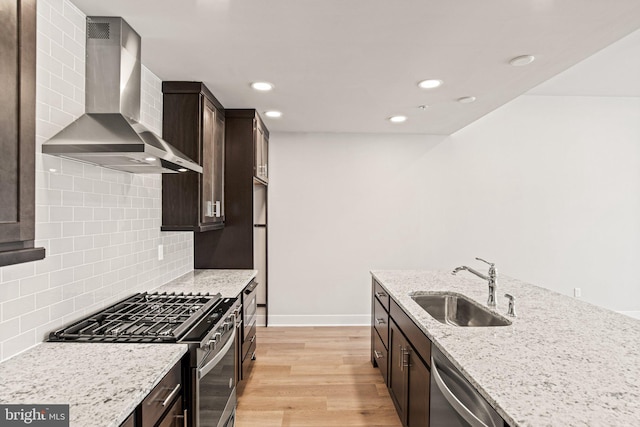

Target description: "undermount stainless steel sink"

left=411, top=292, right=512, bottom=327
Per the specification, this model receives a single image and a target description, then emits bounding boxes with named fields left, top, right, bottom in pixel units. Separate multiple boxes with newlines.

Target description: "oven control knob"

left=205, top=332, right=222, bottom=351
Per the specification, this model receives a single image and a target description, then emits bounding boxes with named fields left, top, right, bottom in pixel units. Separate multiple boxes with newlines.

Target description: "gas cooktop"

left=48, top=292, right=222, bottom=343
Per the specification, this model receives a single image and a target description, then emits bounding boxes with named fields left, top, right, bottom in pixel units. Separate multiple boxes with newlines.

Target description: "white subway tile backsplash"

left=2, top=295, right=36, bottom=322
left=0, top=281, right=20, bottom=302
left=2, top=263, right=36, bottom=283
left=62, top=222, right=84, bottom=237
left=50, top=206, right=73, bottom=222
left=35, top=254, right=62, bottom=275
left=20, top=274, right=50, bottom=297
left=0, top=319, right=20, bottom=342
left=48, top=237, right=74, bottom=255
left=20, top=308, right=50, bottom=333
left=0, top=0, right=194, bottom=362
left=62, top=252, right=84, bottom=269
left=36, top=287, right=63, bottom=309
left=49, top=269, right=74, bottom=288
left=49, top=299, right=74, bottom=321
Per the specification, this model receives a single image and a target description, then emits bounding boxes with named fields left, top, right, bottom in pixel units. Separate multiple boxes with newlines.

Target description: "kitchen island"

left=371, top=270, right=640, bottom=426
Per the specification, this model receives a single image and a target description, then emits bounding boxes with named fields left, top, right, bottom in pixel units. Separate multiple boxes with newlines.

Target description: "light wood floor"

left=235, top=326, right=402, bottom=427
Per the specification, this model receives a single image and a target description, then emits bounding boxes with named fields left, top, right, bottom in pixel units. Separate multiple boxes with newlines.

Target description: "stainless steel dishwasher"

left=430, top=347, right=506, bottom=427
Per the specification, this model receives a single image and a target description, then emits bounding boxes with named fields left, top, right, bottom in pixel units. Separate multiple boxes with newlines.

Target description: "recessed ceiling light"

left=418, top=79, right=443, bottom=89
left=418, top=105, right=428, bottom=110
left=177, top=168, right=188, bottom=172
left=264, top=111, right=282, bottom=118
left=509, top=55, right=535, bottom=66
left=251, top=82, right=274, bottom=91
left=145, top=157, right=156, bottom=162
left=457, top=96, right=477, bottom=104
left=389, top=115, right=407, bottom=123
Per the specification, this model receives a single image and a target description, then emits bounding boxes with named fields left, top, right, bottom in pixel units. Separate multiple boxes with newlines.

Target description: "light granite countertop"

left=0, top=269, right=255, bottom=427
left=371, top=270, right=640, bottom=427
left=0, top=343, right=187, bottom=427
left=153, top=269, right=257, bottom=297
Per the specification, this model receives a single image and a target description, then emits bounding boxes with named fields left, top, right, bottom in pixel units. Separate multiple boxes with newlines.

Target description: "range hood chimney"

left=42, top=17, right=202, bottom=174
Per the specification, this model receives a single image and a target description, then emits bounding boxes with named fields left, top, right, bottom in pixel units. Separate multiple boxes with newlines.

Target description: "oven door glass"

left=197, top=327, right=237, bottom=427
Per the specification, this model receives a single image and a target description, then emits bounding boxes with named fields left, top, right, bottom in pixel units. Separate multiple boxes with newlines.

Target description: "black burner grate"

left=48, top=292, right=221, bottom=343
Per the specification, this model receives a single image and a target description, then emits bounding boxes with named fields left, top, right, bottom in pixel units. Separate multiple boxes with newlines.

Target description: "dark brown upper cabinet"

left=0, top=0, right=45, bottom=267
left=161, top=82, right=225, bottom=232
left=254, top=117, right=269, bottom=184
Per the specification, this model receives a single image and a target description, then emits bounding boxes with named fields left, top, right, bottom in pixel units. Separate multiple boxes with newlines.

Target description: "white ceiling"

left=71, top=0, right=640, bottom=135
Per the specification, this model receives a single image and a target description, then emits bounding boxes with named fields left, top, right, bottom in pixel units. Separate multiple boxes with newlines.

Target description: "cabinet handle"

left=175, top=409, right=188, bottom=427
left=375, top=318, right=386, bottom=325
left=159, top=384, right=181, bottom=407
left=374, top=350, right=384, bottom=360
left=250, top=335, right=256, bottom=343
left=399, top=346, right=411, bottom=371
left=375, top=291, right=387, bottom=299
left=403, top=347, right=411, bottom=370
left=214, top=200, right=221, bottom=218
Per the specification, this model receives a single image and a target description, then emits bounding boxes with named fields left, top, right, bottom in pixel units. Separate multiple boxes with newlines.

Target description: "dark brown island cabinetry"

left=195, top=110, right=269, bottom=324
left=161, top=82, right=225, bottom=232
left=372, top=280, right=430, bottom=427
left=119, top=357, right=186, bottom=427
left=0, top=0, right=45, bottom=267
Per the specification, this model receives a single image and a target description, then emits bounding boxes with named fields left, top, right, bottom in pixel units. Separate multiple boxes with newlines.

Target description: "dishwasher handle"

left=431, top=355, right=490, bottom=427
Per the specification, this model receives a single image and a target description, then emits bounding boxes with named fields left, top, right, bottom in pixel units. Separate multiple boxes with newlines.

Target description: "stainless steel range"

left=48, top=292, right=240, bottom=427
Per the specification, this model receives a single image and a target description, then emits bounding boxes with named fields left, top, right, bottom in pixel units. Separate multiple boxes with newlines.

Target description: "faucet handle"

left=504, top=293, right=516, bottom=317
left=475, top=257, right=494, bottom=267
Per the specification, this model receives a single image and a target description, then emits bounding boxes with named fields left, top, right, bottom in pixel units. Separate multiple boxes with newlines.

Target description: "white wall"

left=0, top=0, right=194, bottom=362
left=268, top=133, right=444, bottom=325
left=269, top=95, right=640, bottom=324
left=421, top=95, right=640, bottom=313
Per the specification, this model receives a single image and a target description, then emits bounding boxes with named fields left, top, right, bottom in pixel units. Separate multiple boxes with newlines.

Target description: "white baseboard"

left=618, top=311, right=640, bottom=320
left=255, top=314, right=370, bottom=327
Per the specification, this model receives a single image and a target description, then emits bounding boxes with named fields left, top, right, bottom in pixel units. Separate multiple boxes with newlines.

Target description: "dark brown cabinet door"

left=389, top=320, right=409, bottom=425
left=201, top=98, right=224, bottom=226
left=162, top=82, right=225, bottom=232
left=0, top=0, right=45, bottom=266
left=254, top=119, right=268, bottom=183
left=407, top=350, right=430, bottom=427
left=389, top=318, right=430, bottom=427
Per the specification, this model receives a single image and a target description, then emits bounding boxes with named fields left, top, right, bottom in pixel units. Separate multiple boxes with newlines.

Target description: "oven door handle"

left=198, top=327, right=236, bottom=379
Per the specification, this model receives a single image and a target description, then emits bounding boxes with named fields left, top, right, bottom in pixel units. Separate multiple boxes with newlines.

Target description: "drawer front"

left=390, top=299, right=431, bottom=367
left=242, top=319, right=257, bottom=360
left=141, top=361, right=182, bottom=427
left=156, top=394, right=184, bottom=427
left=241, top=339, right=257, bottom=381
left=373, top=280, right=390, bottom=311
left=242, top=281, right=258, bottom=340
left=373, top=297, right=389, bottom=350
left=372, top=328, right=388, bottom=385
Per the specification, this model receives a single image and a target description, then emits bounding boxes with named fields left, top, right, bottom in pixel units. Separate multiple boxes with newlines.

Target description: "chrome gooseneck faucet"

left=452, top=257, right=498, bottom=308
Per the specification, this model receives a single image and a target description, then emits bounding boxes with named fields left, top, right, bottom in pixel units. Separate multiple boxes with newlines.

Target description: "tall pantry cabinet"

left=195, top=110, right=269, bottom=324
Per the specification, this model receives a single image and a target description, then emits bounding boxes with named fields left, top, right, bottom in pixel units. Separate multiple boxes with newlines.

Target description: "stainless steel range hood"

left=43, top=17, right=202, bottom=174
